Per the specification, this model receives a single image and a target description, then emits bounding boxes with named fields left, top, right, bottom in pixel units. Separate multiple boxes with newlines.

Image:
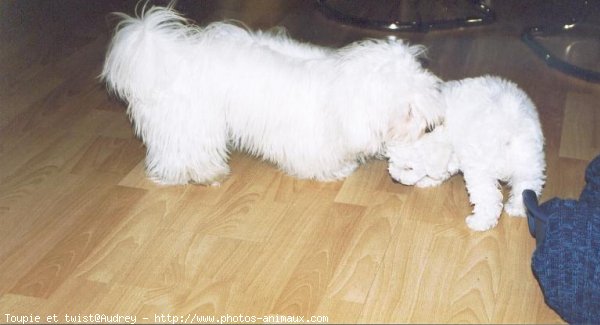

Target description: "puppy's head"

left=387, top=127, right=456, bottom=186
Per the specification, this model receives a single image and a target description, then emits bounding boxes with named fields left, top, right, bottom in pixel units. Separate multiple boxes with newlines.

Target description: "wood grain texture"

left=1, top=0, right=597, bottom=323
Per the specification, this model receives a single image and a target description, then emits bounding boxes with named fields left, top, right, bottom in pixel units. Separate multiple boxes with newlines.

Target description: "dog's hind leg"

left=144, top=135, right=230, bottom=186
left=135, top=99, right=230, bottom=186
left=462, top=170, right=504, bottom=231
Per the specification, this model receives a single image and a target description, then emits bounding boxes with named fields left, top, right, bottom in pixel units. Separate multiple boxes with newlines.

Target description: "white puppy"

left=102, top=6, right=443, bottom=185
left=388, top=76, right=545, bottom=231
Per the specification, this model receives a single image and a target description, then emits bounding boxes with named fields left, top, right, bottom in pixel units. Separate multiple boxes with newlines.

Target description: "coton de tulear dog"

left=102, top=6, right=444, bottom=186
left=388, top=76, right=545, bottom=231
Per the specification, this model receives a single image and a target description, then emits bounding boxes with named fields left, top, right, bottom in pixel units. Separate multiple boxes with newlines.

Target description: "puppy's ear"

left=423, top=126, right=453, bottom=175
left=423, top=141, right=453, bottom=175
left=447, top=151, right=460, bottom=174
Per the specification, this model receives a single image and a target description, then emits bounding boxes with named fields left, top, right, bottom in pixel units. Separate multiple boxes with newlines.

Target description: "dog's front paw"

left=415, top=176, right=444, bottom=188
left=465, top=214, right=498, bottom=231
left=504, top=199, right=526, bottom=217
left=189, top=171, right=229, bottom=187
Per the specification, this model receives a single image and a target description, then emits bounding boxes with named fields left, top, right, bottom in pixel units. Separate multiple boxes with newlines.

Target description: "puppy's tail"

left=101, top=6, right=191, bottom=102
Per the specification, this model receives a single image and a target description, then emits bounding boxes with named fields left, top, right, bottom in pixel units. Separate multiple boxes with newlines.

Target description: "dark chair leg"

left=317, top=0, right=495, bottom=32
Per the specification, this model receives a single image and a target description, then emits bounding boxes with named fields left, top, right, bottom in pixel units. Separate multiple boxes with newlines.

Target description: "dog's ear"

left=388, top=90, right=444, bottom=143
left=387, top=104, right=436, bottom=143
left=386, top=106, right=416, bottom=142
left=406, top=104, right=430, bottom=140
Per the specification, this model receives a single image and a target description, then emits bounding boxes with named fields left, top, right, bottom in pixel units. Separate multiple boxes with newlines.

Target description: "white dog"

left=101, top=6, right=443, bottom=185
left=388, top=76, right=546, bottom=231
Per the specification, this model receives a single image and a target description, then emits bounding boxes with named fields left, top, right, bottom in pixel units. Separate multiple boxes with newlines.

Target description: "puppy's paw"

left=465, top=214, right=498, bottom=231
left=504, top=199, right=526, bottom=217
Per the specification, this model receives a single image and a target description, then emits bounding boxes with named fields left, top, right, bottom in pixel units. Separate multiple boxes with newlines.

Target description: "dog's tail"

left=101, top=6, right=192, bottom=102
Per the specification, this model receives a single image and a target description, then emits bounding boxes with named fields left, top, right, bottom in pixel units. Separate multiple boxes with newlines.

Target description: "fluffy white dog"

left=388, top=76, right=545, bottom=231
left=101, top=6, right=443, bottom=185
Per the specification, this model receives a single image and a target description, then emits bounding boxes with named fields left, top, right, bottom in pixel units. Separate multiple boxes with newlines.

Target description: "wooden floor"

left=1, top=0, right=598, bottom=323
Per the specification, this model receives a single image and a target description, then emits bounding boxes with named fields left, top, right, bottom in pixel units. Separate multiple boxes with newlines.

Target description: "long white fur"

left=102, top=6, right=444, bottom=185
left=388, top=76, right=546, bottom=231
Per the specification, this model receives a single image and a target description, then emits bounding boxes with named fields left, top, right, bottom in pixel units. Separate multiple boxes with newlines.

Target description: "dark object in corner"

left=523, top=154, right=600, bottom=324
